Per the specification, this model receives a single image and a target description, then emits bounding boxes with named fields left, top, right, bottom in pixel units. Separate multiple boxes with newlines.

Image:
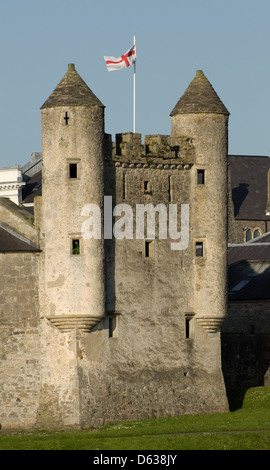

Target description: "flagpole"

left=133, top=35, right=136, bottom=133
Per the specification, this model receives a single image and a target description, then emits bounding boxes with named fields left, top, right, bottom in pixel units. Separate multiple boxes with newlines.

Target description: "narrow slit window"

left=145, top=240, right=154, bottom=258
left=185, top=315, right=194, bottom=339
left=123, top=173, right=126, bottom=199
left=69, top=163, right=78, bottom=179
left=144, top=181, right=149, bottom=191
left=185, top=318, right=191, bottom=338
left=197, top=169, right=205, bottom=185
left=168, top=175, right=172, bottom=202
left=64, top=111, right=69, bottom=125
left=109, top=316, right=117, bottom=338
left=145, top=241, right=150, bottom=257
left=185, top=318, right=190, bottom=338
left=195, top=241, right=204, bottom=257
left=144, top=181, right=152, bottom=194
left=72, top=239, right=80, bottom=255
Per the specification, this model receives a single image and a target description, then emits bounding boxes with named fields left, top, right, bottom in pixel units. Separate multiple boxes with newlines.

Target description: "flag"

left=104, top=44, right=136, bottom=72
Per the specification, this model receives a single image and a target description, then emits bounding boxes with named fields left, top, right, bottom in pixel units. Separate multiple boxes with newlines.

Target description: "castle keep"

left=0, top=65, right=230, bottom=429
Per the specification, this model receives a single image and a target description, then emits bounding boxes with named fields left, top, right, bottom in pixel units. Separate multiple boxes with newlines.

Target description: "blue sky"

left=1, top=0, right=270, bottom=167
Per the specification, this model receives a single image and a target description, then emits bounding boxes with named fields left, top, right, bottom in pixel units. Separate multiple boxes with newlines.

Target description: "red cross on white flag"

left=104, top=43, right=136, bottom=72
left=104, top=37, right=137, bottom=133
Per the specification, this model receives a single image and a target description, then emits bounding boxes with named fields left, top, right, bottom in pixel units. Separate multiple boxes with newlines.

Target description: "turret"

left=40, top=63, right=105, bottom=331
left=170, top=70, right=230, bottom=333
left=36, top=63, right=106, bottom=428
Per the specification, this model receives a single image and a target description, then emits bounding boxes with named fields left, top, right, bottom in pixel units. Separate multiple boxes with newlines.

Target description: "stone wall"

left=0, top=197, right=38, bottom=244
left=76, top=318, right=228, bottom=428
left=229, top=218, right=270, bottom=244
left=65, top=153, right=229, bottom=428
left=0, top=252, right=40, bottom=429
left=221, top=300, right=270, bottom=408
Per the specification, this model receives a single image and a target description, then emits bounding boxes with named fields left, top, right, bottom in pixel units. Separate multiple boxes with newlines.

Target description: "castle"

left=0, top=64, right=258, bottom=429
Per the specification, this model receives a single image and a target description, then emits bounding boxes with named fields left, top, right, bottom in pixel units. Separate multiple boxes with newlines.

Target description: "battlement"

left=105, top=132, right=195, bottom=164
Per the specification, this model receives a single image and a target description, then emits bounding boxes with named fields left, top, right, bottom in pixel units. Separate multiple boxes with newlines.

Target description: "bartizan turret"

left=171, top=70, right=230, bottom=333
left=38, top=64, right=105, bottom=427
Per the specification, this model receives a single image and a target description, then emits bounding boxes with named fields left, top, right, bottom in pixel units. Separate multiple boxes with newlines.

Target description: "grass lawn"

left=0, top=387, right=269, bottom=450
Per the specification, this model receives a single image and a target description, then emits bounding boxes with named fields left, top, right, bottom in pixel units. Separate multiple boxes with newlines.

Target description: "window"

left=144, top=181, right=152, bottom=194
left=72, top=239, right=80, bottom=255
left=185, top=318, right=191, bottom=338
left=123, top=173, right=126, bottom=199
left=230, top=279, right=251, bottom=292
left=69, top=163, right=78, bottom=179
left=197, top=169, right=205, bottom=185
left=185, top=314, right=194, bottom=339
left=245, top=228, right=262, bottom=242
left=64, top=111, right=69, bottom=125
left=145, top=240, right=154, bottom=258
left=168, top=175, right=172, bottom=202
left=109, top=316, right=117, bottom=338
left=195, top=241, right=204, bottom=257
left=245, top=229, right=252, bottom=242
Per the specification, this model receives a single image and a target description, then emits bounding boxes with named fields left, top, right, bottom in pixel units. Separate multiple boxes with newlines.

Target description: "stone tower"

left=171, top=70, right=230, bottom=333
left=37, top=64, right=106, bottom=427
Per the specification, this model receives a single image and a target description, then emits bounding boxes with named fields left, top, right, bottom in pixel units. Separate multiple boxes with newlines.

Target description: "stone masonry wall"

left=221, top=300, right=270, bottom=408
left=69, top=140, right=229, bottom=427
left=0, top=252, right=40, bottom=430
left=228, top=219, right=270, bottom=244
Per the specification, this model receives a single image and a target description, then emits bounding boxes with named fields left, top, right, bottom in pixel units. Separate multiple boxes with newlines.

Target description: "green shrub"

left=242, top=386, right=270, bottom=409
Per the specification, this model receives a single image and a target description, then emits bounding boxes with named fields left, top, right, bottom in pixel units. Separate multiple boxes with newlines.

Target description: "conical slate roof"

left=170, top=70, right=229, bottom=116
left=41, top=63, right=104, bottom=109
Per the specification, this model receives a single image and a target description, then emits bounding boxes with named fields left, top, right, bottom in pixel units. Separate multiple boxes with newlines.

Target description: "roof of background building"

left=228, top=260, right=270, bottom=301
left=228, top=231, right=270, bottom=300
left=229, top=154, right=270, bottom=221
left=0, top=223, right=40, bottom=252
left=21, top=170, right=42, bottom=204
left=170, top=70, right=230, bottom=116
left=41, top=63, right=104, bottom=109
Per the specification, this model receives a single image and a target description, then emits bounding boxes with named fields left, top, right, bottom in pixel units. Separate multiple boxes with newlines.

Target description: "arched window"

left=245, top=229, right=252, bottom=242
left=254, top=229, right=261, bottom=239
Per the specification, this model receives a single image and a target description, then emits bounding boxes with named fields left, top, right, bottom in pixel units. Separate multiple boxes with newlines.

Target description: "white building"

left=0, top=152, right=42, bottom=210
left=0, top=166, right=25, bottom=205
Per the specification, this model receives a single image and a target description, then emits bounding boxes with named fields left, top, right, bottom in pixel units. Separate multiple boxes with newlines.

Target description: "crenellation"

left=115, top=132, right=143, bottom=158
left=106, top=132, right=195, bottom=163
left=144, top=134, right=171, bottom=156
